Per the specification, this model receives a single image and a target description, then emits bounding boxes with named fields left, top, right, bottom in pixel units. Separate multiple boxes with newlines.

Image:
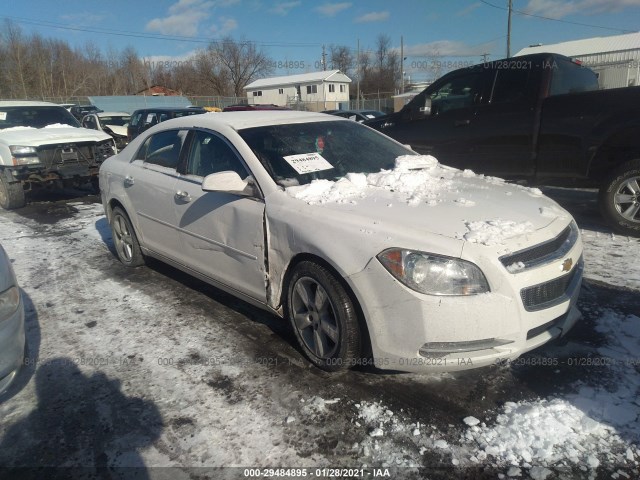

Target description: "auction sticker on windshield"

left=283, top=152, right=334, bottom=174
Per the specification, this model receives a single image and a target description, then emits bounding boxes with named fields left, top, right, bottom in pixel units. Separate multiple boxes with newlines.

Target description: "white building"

left=244, top=70, right=351, bottom=110
left=516, top=32, right=640, bottom=89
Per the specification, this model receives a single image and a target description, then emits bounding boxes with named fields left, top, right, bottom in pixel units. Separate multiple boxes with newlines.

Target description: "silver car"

left=0, top=243, right=25, bottom=393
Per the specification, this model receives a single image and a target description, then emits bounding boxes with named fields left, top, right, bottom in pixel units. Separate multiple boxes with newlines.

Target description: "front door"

left=173, top=129, right=267, bottom=302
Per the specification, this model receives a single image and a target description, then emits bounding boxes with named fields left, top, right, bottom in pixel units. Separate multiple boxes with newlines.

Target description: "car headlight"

left=9, top=145, right=40, bottom=165
left=378, top=248, right=489, bottom=296
left=0, top=286, right=20, bottom=322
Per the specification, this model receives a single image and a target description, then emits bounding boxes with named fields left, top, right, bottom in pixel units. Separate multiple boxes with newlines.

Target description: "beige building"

left=244, top=70, right=351, bottom=110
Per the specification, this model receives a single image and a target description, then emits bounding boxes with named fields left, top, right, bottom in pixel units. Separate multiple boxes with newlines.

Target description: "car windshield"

left=98, top=115, right=130, bottom=127
left=0, top=106, right=80, bottom=129
left=361, top=111, right=385, bottom=118
left=239, top=120, right=414, bottom=187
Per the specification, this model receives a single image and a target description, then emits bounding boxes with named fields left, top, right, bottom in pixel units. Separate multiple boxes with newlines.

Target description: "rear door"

left=124, top=129, right=188, bottom=260
left=382, top=69, right=491, bottom=168
left=466, top=61, right=543, bottom=177
left=173, top=129, right=267, bottom=302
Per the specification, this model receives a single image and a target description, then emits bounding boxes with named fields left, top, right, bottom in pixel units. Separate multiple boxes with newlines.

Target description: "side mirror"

left=202, top=171, right=257, bottom=197
left=419, top=97, right=432, bottom=116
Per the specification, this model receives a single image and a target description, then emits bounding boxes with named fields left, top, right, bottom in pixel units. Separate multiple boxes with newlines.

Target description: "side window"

left=491, top=69, right=530, bottom=104
left=144, top=113, right=158, bottom=128
left=550, top=59, right=599, bottom=96
left=130, top=113, right=142, bottom=127
left=185, top=130, right=248, bottom=179
left=141, top=130, right=187, bottom=169
left=428, top=72, right=484, bottom=114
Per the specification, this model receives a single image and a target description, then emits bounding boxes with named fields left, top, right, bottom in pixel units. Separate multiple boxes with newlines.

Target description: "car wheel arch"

left=279, top=252, right=373, bottom=358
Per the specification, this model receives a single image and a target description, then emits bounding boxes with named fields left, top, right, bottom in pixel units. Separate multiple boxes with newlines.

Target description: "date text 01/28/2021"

left=243, top=467, right=392, bottom=477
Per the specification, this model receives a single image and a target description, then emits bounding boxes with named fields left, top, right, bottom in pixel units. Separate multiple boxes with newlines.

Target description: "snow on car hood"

left=0, top=125, right=112, bottom=145
left=103, top=124, right=127, bottom=137
left=285, top=155, right=571, bottom=246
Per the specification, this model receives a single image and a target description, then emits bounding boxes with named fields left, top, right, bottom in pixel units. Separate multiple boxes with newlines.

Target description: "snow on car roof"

left=0, top=100, right=62, bottom=107
left=162, top=110, right=347, bottom=131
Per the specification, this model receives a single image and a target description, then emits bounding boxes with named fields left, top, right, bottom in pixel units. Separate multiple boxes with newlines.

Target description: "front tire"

left=0, top=176, right=26, bottom=210
left=110, top=207, right=145, bottom=267
left=599, top=159, right=640, bottom=236
left=285, top=261, right=361, bottom=372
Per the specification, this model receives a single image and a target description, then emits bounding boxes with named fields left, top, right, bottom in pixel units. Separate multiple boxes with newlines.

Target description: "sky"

left=2, top=0, right=640, bottom=82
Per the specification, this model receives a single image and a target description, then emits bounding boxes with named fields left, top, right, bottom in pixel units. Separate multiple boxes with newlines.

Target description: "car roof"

left=132, top=107, right=204, bottom=113
left=157, top=110, right=347, bottom=131
left=0, top=101, right=62, bottom=107
left=96, top=111, right=130, bottom=117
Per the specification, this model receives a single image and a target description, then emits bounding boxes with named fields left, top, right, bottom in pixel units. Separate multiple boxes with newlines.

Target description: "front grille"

left=500, top=222, right=577, bottom=271
left=520, top=257, right=583, bottom=311
left=37, top=142, right=97, bottom=168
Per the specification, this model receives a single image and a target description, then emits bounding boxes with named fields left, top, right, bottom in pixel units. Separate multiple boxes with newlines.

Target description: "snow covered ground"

left=0, top=193, right=638, bottom=479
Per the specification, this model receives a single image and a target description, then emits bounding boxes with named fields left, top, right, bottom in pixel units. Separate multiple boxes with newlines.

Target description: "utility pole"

left=356, top=39, right=360, bottom=110
left=321, top=45, right=326, bottom=71
left=400, top=35, right=404, bottom=94
left=507, top=0, right=513, bottom=58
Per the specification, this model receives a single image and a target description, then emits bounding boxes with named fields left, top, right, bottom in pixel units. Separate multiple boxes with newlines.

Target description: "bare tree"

left=329, top=45, right=354, bottom=77
left=211, top=37, right=273, bottom=97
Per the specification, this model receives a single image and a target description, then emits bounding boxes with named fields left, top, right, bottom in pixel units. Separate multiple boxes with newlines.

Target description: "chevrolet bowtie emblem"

left=562, top=258, right=573, bottom=272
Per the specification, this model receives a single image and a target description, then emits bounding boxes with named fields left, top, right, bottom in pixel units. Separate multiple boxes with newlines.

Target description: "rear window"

left=550, top=59, right=599, bottom=96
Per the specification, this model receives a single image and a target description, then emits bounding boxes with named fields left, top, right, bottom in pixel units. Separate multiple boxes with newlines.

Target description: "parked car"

left=0, top=243, right=25, bottom=393
left=70, top=104, right=102, bottom=121
left=82, top=112, right=130, bottom=150
left=324, top=109, right=386, bottom=122
left=58, top=103, right=77, bottom=112
left=0, top=101, right=117, bottom=210
left=222, top=104, right=290, bottom=112
left=366, top=53, right=640, bottom=236
left=127, top=107, right=206, bottom=142
left=100, top=111, right=583, bottom=373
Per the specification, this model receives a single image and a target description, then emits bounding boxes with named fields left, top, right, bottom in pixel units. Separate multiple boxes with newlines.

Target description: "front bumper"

left=348, top=239, right=584, bottom=372
left=0, top=293, right=26, bottom=393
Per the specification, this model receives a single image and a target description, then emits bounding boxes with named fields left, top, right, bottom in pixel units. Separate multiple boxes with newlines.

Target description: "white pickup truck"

left=0, top=101, right=116, bottom=209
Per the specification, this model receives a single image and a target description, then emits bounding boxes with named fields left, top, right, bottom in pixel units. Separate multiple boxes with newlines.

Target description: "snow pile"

left=285, top=155, right=534, bottom=207
left=457, top=219, right=536, bottom=246
left=300, top=396, right=340, bottom=418
left=460, top=308, right=640, bottom=472
left=352, top=401, right=454, bottom=468
left=462, top=399, right=616, bottom=468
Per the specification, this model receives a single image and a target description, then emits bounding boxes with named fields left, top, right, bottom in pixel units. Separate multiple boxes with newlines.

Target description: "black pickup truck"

left=366, top=53, right=640, bottom=236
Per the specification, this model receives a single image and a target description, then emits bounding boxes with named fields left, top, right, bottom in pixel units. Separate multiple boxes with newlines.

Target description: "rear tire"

left=0, top=176, right=26, bottom=210
left=599, top=159, right=640, bottom=236
left=110, top=207, right=145, bottom=267
left=285, top=261, right=361, bottom=372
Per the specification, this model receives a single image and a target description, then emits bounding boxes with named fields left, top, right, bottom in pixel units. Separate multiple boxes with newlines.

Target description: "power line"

left=0, top=15, right=322, bottom=48
left=479, top=0, right=636, bottom=33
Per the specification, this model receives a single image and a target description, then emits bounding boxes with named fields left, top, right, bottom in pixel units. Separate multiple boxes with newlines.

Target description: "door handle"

left=124, top=175, right=135, bottom=186
left=454, top=119, right=471, bottom=127
left=175, top=190, right=192, bottom=202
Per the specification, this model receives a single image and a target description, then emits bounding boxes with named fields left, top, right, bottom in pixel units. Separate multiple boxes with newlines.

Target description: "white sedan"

left=99, top=111, right=583, bottom=372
